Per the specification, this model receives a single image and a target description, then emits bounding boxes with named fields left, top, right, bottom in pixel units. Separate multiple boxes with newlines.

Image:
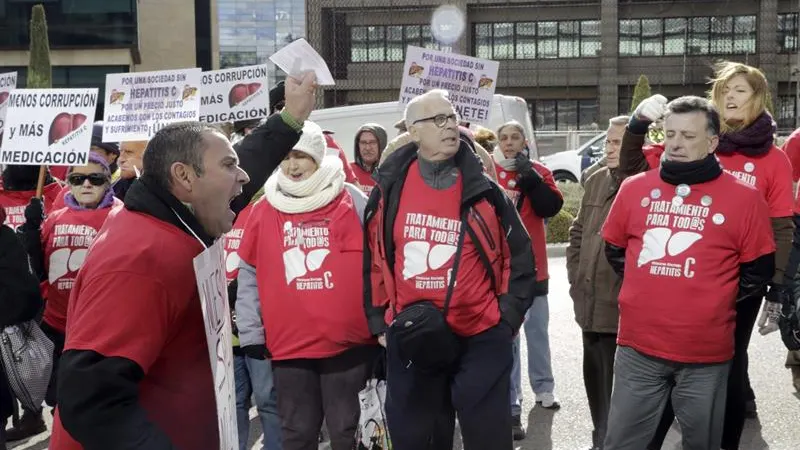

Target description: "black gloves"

left=22, top=197, right=45, bottom=230
left=515, top=152, right=542, bottom=190
left=241, top=344, right=270, bottom=360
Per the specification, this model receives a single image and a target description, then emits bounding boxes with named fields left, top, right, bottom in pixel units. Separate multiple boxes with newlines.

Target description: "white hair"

left=404, top=89, right=451, bottom=126
left=609, top=115, right=630, bottom=127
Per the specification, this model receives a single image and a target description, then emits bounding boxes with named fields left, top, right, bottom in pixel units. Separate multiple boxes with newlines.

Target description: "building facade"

left=217, top=0, right=306, bottom=85
left=0, top=0, right=215, bottom=119
left=307, top=0, right=800, bottom=132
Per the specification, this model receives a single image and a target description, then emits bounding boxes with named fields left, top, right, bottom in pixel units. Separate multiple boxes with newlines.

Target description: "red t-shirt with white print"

left=0, top=182, right=62, bottom=230
left=495, top=160, right=560, bottom=281
left=391, top=161, right=499, bottom=337
left=641, top=144, right=793, bottom=217
left=223, top=202, right=254, bottom=284
left=602, top=170, right=774, bottom=363
left=41, top=200, right=122, bottom=333
left=238, top=191, right=374, bottom=361
left=350, top=162, right=377, bottom=196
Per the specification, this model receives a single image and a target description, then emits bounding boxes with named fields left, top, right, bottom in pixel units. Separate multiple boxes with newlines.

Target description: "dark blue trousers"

left=385, top=323, right=514, bottom=450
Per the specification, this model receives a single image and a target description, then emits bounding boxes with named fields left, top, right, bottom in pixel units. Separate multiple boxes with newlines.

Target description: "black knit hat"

left=270, top=81, right=286, bottom=114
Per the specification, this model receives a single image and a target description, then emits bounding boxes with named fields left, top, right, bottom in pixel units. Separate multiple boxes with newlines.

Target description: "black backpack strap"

left=442, top=219, right=467, bottom=318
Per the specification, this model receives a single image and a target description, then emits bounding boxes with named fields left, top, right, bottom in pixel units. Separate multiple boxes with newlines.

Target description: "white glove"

left=633, top=94, right=668, bottom=123
left=758, top=300, right=781, bottom=335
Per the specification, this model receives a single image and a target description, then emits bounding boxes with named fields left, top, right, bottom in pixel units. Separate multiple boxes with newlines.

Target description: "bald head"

left=404, top=90, right=460, bottom=161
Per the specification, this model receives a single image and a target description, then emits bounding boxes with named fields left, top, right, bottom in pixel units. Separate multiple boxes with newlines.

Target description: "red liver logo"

left=228, top=82, right=262, bottom=107
left=0, top=92, right=8, bottom=106
left=49, top=112, right=87, bottom=145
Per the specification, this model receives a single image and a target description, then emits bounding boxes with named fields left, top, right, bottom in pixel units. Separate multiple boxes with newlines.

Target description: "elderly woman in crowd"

left=236, top=121, right=378, bottom=450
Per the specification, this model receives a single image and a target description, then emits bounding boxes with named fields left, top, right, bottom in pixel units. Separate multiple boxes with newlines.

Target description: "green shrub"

left=546, top=209, right=574, bottom=244
left=558, top=182, right=584, bottom=218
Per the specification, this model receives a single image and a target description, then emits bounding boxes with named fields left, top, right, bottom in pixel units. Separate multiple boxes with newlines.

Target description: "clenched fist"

left=633, top=94, right=668, bottom=123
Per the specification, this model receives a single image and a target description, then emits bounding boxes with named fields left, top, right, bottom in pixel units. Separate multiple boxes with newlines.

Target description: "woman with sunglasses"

left=17, top=151, right=121, bottom=412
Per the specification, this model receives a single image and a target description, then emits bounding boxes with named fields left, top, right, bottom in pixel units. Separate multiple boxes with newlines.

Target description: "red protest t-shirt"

left=238, top=191, right=374, bottom=361
left=717, top=147, right=794, bottom=218
left=52, top=184, right=70, bottom=211
left=0, top=182, right=62, bottom=230
left=640, top=144, right=793, bottom=218
left=49, top=208, right=218, bottom=450
left=325, top=134, right=357, bottom=183
left=350, top=163, right=377, bottom=196
left=391, top=161, right=499, bottom=337
left=601, top=170, right=775, bottom=363
left=494, top=160, right=560, bottom=282
left=41, top=200, right=122, bottom=333
left=224, top=202, right=255, bottom=284
left=782, top=127, right=800, bottom=182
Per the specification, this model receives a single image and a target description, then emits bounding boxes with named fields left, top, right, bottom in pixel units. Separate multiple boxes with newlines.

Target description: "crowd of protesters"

left=0, top=60, right=798, bottom=450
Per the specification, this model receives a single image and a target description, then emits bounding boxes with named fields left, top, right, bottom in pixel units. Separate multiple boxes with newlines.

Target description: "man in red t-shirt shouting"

left=363, top=89, right=535, bottom=450
left=601, top=96, right=775, bottom=450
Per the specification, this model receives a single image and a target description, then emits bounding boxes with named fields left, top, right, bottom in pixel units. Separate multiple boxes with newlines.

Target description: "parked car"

left=539, top=132, right=606, bottom=183
left=309, top=94, right=538, bottom=161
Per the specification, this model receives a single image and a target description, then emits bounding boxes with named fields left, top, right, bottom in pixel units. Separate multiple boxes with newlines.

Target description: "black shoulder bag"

left=389, top=218, right=466, bottom=372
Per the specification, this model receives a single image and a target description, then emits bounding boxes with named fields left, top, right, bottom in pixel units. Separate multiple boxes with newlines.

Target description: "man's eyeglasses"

left=413, top=114, right=459, bottom=128
left=67, top=173, right=108, bottom=187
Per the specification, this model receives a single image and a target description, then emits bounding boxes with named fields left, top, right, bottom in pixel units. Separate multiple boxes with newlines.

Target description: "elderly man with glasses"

left=362, top=89, right=535, bottom=450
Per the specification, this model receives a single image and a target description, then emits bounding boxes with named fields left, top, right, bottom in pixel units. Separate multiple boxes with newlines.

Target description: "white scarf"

left=264, top=155, right=345, bottom=214
left=492, top=149, right=517, bottom=171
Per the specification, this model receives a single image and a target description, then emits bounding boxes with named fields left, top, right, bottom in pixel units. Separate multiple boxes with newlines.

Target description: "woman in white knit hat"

left=235, top=120, right=379, bottom=450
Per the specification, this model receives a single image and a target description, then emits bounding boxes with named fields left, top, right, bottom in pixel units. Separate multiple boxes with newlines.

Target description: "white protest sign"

left=193, top=240, right=238, bottom=450
left=0, top=88, right=98, bottom=167
left=269, top=38, right=335, bottom=85
left=399, top=46, right=499, bottom=125
left=103, top=68, right=202, bottom=142
left=200, top=64, right=270, bottom=124
left=0, top=72, right=17, bottom=136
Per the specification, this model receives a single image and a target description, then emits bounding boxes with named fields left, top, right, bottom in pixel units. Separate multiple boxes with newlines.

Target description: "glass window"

left=558, top=100, right=578, bottom=130
left=558, top=21, right=579, bottom=58
left=778, top=96, right=797, bottom=130
left=640, top=19, right=662, bottom=56
left=493, top=22, right=514, bottom=59
left=733, top=16, right=756, bottom=54
left=367, top=26, right=385, bottom=62
left=538, top=21, right=558, bottom=59
left=386, top=26, right=404, bottom=62
left=664, top=18, right=687, bottom=55
left=778, top=13, right=798, bottom=53
left=709, top=16, right=733, bottom=54
left=580, top=20, right=601, bottom=57
left=578, top=99, right=599, bottom=130
left=689, top=17, right=709, bottom=54
left=535, top=100, right=556, bottom=131
left=350, top=26, right=368, bottom=62
left=474, top=23, right=492, bottom=58
left=516, top=22, right=536, bottom=59
left=619, top=19, right=641, bottom=56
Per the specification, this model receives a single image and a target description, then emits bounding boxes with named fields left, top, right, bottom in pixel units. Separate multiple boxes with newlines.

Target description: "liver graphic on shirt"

left=282, top=220, right=333, bottom=290
left=637, top=228, right=702, bottom=267
left=402, top=241, right=457, bottom=280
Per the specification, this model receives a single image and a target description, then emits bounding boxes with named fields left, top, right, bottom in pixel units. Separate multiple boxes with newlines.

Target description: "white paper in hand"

left=269, top=39, right=335, bottom=86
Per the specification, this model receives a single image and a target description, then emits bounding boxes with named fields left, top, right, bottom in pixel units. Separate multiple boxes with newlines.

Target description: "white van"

left=309, top=94, right=537, bottom=161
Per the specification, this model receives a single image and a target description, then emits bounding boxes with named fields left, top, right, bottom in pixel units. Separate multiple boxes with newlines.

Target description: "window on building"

left=529, top=99, right=599, bottom=131
left=581, top=20, right=601, bottom=56
left=472, top=19, right=600, bottom=60
left=0, top=1, right=137, bottom=48
left=777, top=95, right=797, bottom=131
left=663, top=18, right=687, bottom=55
left=619, top=19, right=641, bottom=56
left=348, top=24, right=442, bottom=62
left=620, top=15, right=755, bottom=56
left=778, top=13, right=798, bottom=53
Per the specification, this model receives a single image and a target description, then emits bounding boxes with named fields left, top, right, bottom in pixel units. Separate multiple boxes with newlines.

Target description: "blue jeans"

left=511, top=295, right=555, bottom=414
left=234, top=354, right=282, bottom=450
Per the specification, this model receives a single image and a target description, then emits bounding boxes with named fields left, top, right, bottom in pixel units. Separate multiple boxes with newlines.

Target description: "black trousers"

left=648, top=295, right=761, bottom=450
left=40, top=321, right=65, bottom=408
left=583, top=332, right=617, bottom=449
left=385, top=323, right=513, bottom=450
left=272, top=345, right=379, bottom=450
